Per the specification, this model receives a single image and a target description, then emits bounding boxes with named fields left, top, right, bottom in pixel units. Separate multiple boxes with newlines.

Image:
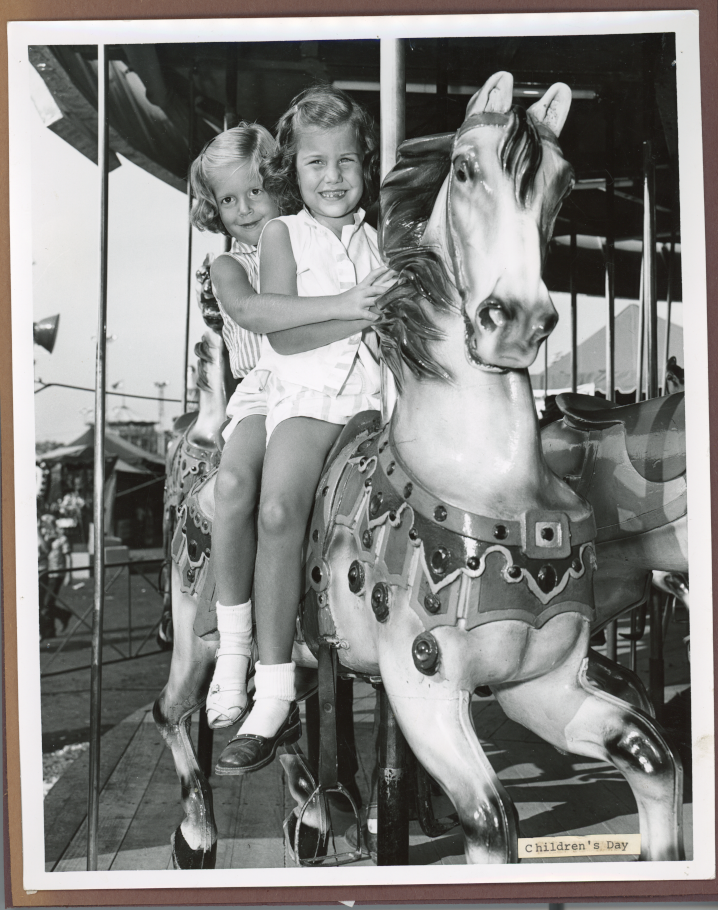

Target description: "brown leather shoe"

left=214, top=703, right=301, bottom=775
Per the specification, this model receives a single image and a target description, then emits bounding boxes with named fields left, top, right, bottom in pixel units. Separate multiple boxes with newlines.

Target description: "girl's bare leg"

left=236, top=417, right=341, bottom=742
left=207, top=415, right=266, bottom=728
left=255, top=417, right=342, bottom=663
left=212, top=414, right=266, bottom=605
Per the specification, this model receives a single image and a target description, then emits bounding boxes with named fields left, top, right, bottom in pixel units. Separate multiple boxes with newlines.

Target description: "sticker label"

left=518, top=835, right=641, bottom=858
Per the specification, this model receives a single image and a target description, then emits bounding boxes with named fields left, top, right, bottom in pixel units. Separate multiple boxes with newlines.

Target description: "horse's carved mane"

left=377, top=105, right=545, bottom=389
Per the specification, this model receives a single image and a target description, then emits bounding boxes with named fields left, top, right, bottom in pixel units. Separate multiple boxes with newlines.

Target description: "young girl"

left=209, top=86, right=393, bottom=773
left=189, top=123, right=279, bottom=729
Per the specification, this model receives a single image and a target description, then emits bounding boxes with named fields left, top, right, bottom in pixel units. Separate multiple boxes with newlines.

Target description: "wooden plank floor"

left=47, top=613, right=693, bottom=871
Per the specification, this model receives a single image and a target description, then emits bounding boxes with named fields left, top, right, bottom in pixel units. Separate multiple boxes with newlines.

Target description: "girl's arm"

left=267, top=318, right=372, bottom=355
left=211, top=221, right=383, bottom=334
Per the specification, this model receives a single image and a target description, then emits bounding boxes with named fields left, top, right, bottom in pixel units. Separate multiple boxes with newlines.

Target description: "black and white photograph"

left=6, top=9, right=714, bottom=893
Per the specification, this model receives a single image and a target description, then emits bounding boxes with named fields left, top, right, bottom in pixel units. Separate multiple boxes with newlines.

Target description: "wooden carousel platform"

left=44, top=612, right=693, bottom=872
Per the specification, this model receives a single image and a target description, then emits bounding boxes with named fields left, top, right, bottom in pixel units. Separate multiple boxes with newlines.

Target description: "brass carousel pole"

left=378, top=38, right=404, bottom=427
left=642, top=35, right=664, bottom=718
left=570, top=229, right=578, bottom=393
left=88, top=43, right=110, bottom=871
left=644, top=138, right=663, bottom=717
left=644, top=142, right=658, bottom=400
left=603, top=95, right=618, bottom=664
left=377, top=37, right=408, bottom=867
left=182, top=61, right=196, bottom=413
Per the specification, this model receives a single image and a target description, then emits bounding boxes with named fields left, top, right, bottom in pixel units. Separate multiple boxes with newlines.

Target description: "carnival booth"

left=37, top=426, right=165, bottom=549
left=32, top=35, right=688, bottom=871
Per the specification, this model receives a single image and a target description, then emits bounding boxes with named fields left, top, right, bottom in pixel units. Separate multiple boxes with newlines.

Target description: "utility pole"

left=154, top=380, right=169, bottom=427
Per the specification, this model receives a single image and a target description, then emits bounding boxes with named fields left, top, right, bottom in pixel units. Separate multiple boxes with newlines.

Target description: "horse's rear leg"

left=586, top=647, right=654, bottom=716
left=387, top=689, right=518, bottom=863
left=495, top=658, right=684, bottom=861
left=154, top=564, right=218, bottom=868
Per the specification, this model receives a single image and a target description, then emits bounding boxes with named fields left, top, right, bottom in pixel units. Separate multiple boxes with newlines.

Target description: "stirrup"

left=282, top=744, right=369, bottom=867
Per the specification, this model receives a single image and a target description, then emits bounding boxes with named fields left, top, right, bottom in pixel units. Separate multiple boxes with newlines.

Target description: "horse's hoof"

left=171, top=825, right=217, bottom=869
left=284, top=810, right=329, bottom=865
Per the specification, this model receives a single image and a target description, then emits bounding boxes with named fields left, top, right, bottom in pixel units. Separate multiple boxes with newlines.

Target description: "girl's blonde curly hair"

left=189, top=122, right=277, bottom=235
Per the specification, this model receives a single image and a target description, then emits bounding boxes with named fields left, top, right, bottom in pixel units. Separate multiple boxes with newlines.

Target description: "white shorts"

left=223, top=358, right=380, bottom=447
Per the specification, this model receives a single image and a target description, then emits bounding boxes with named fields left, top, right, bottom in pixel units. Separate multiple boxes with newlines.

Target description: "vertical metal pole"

left=380, top=40, right=405, bottom=179
left=197, top=708, right=214, bottom=780
left=88, top=43, right=110, bottom=872
left=630, top=610, right=638, bottom=673
left=224, top=43, right=238, bottom=131
left=603, top=99, right=617, bottom=662
left=126, top=565, right=132, bottom=657
left=644, top=141, right=658, bottom=400
left=662, top=168, right=679, bottom=391
left=649, top=591, right=665, bottom=720
left=223, top=45, right=239, bottom=254
left=637, top=260, right=645, bottom=399
left=570, top=230, right=578, bottom=393
left=604, top=98, right=616, bottom=403
left=377, top=685, right=409, bottom=865
left=662, top=240, right=675, bottom=391
left=379, top=39, right=405, bottom=424
left=436, top=38, right=449, bottom=133
left=182, top=64, right=196, bottom=413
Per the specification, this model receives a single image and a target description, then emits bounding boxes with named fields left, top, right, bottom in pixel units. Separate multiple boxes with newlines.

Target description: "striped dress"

left=212, top=240, right=262, bottom=378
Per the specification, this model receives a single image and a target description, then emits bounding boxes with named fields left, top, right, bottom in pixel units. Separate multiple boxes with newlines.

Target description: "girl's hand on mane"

left=336, top=268, right=396, bottom=322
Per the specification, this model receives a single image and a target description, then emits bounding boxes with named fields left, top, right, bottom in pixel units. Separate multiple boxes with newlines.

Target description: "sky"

left=31, top=95, right=225, bottom=444
left=28, top=81, right=683, bottom=443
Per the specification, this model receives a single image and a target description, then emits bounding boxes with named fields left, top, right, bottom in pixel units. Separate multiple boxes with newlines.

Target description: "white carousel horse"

left=156, top=71, right=684, bottom=867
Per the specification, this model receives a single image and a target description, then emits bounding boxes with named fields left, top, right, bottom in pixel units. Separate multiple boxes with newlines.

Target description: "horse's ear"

left=527, top=83, right=572, bottom=137
left=466, top=71, right=514, bottom=116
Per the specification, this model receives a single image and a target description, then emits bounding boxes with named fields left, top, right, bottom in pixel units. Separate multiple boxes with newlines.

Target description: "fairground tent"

left=37, top=428, right=165, bottom=547
left=533, top=302, right=684, bottom=396
left=37, top=426, right=164, bottom=473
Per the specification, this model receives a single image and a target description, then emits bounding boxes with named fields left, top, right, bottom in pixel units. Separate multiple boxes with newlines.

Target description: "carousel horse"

left=156, top=71, right=685, bottom=868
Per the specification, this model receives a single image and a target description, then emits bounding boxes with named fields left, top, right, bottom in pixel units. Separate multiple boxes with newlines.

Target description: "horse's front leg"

left=154, top=564, right=219, bottom=868
left=494, top=626, right=684, bottom=862
left=376, top=617, right=518, bottom=864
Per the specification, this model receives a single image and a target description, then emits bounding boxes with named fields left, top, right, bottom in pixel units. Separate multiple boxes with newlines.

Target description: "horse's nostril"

left=544, top=311, right=559, bottom=334
left=535, top=310, right=558, bottom=337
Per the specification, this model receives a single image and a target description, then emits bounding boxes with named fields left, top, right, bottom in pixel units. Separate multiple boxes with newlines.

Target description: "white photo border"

left=8, top=8, right=714, bottom=892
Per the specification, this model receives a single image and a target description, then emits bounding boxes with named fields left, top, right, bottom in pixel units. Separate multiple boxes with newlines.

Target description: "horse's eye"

left=455, top=163, right=468, bottom=183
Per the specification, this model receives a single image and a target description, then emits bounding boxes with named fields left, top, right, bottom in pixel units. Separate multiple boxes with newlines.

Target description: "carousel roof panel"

left=29, top=34, right=680, bottom=247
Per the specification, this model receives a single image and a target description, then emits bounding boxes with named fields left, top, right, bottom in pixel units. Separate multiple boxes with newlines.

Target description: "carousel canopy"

left=37, top=426, right=165, bottom=472
left=29, top=33, right=680, bottom=292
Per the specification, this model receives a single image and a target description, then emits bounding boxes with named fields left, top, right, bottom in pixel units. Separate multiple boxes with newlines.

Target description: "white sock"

left=215, top=601, right=252, bottom=671
left=207, top=602, right=253, bottom=724
left=240, top=661, right=295, bottom=738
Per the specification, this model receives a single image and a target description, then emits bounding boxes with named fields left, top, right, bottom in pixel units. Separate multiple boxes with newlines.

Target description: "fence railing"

left=39, top=557, right=166, bottom=677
